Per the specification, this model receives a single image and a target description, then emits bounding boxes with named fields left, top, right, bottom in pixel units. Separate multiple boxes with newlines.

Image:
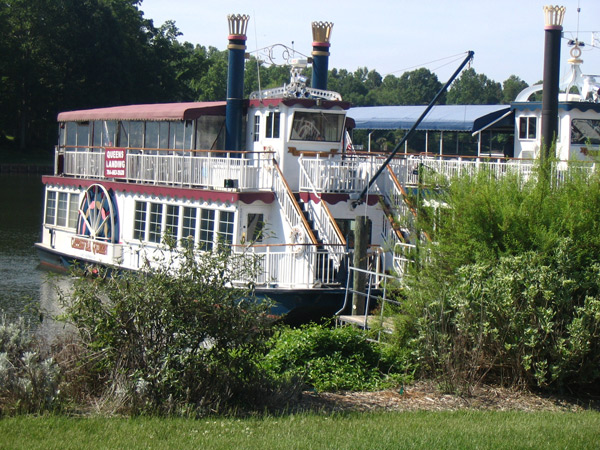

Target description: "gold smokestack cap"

left=543, top=5, right=565, bottom=30
left=312, top=21, right=333, bottom=46
left=228, top=14, right=250, bottom=39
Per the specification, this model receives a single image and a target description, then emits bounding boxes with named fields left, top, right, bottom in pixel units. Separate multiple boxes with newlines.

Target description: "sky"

left=139, top=0, right=600, bottom=86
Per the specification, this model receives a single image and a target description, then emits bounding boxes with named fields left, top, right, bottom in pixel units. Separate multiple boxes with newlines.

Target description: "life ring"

left=289, top=226, right=305, bottom=254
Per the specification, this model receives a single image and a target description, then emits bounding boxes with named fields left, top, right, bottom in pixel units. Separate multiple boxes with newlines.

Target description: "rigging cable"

left=252, top=12, right=263, bottom=100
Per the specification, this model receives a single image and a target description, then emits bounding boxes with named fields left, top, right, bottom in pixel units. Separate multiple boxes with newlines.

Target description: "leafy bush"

left=0, top=316, right=60, bottom=414
left=264, top=323, right=412, bottom=392
left=407, top=166, right=600, bottom=391
left=415, top=241, right=600, bottom=389
left=58, top=243, right=277, bottom=415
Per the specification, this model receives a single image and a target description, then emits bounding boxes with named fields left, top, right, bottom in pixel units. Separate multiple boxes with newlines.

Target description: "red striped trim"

left=42, top=176, right=274, bottom=205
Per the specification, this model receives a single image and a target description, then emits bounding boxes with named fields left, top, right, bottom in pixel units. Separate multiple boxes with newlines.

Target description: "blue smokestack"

left=226, top=14, right=249, bottom=152
left=311, top=21, right=333, bottom=91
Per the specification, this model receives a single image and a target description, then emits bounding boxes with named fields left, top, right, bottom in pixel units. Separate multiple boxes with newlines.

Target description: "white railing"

left=59, top=147, right=273, bottom=191
left=300, top=155, right=378, bottom=193
left=272, top=161, right=314, bottom=244
left=393, top=243, right=415, bottom=278
left=61, top=147, right=105, bottom=178
left=237, top=247, right=346, bottom=288
left=300, top=154, right=542, bottom=194
left=120, top=241, right=346, bottom=289
left=298, top=156, right=346, bottom=267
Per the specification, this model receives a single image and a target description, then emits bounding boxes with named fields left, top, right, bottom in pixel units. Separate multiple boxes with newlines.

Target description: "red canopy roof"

left=57, top=102, right=227, bottom=122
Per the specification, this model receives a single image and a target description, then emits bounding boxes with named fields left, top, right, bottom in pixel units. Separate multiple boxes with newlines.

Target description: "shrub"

left=58, top=243, right=277, bottom=416
left=0, top=316, right=60, bottom=414
left=407, top=166, right=600, bottom=391
left=264, top=323, right=412, bottom=392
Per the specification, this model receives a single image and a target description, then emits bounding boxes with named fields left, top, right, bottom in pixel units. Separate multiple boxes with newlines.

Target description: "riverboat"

left=36, top=11, right=600, bottom=321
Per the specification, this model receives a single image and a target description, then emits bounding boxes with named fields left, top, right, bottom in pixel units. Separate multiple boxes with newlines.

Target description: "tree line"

left=0, top=0, right=529, bottom=154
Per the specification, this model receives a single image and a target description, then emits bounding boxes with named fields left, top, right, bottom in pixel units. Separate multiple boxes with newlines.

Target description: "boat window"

left=58, top=124, right=66, bottom=147
left=145, top=122, right=159, bottom=149
left=45, top=191, right=79, bottom=229
left=149, top=203, right=163, bottom=243
left=92, top=121, right=112, bottom=148
left=184, top=120, right=194, bottom=150
left=66, top=123, right=76, bottom=147
left=266, top=112, right=280, bottom=139
left=246, top=213, right=264, bottom=242
left=133, top=201, right=147, bottom=241
left=182, top=207, right=197, bottom=248
left=253, top=115, right=260, bottom=142
left=129, top=122, right=144, bottom=149
left=117, top=122, right=128, bottom=147
left=170, top=122, right=184, bottom=150
left=57, top=192, right=69, bottom=227
left=218, top=211, right=235, bottom=245
left=519, top=117, right=537, bottom=140
left=79, top=123, right=89, bottom=147
left=290, top=111, right=344, bottom=142
left=144, top=122, right=170, bottom=150
left=199, top=209, right=215, bottom=251
left=165, top=205, right=179, bottom=242
left=92, top=121, right=116, bottom=148
left=68, top=194, right=79, bottom=228
left=45, top=191, right=57, bottom=225
left=571, top=119, right=600, bottom=145
left=196, top=116, right=225, bottom=150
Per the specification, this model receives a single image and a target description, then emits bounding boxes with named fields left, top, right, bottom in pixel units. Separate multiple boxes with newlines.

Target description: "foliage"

left=375, top=68, right=444, bottom=106
left=407, top=166, right=600, bottom=391
left=58, top=243, right=277, bottom=416
left=0, top=316, right=60, bottom=414
left=447, top=68, right=502, bottom=105
left=502, top=75, right=528, bottom=103
left=264, top=323, right=411, bottom=392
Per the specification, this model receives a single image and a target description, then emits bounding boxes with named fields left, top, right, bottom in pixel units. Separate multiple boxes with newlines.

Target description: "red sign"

left=71, top=237, right=108, bottom=255
left=104, top=148, right=127, bottom=178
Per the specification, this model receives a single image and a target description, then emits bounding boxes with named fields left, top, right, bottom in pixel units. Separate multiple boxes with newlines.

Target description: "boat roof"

left=511, top=101, right=600, bottom=114
left=248, top=98, right=351, bottom=110
left=347, top=105, right=512, bottom=132
left=57, top=102, right=227, bottom=122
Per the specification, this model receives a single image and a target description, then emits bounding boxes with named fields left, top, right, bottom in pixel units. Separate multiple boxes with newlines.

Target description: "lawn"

left=1, top=410, right=599, bottom=449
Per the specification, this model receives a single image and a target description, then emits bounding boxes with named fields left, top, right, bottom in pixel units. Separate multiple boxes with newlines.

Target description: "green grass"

left=1, top=411, right=599, bottom=449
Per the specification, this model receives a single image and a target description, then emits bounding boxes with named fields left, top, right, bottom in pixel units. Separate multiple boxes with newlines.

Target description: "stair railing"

left=298, top=155, right=347, bottom=267
left=272, top=159, right=318, bottom=246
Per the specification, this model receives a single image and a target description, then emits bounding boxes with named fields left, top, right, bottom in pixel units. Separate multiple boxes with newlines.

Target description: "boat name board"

left=71, top=237, right=108, bottom=255
left=104, top=148, right=127, bottom=177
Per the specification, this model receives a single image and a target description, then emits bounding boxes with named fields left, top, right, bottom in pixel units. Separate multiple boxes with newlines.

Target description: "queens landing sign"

left=104, top=148, right=127, bottom=178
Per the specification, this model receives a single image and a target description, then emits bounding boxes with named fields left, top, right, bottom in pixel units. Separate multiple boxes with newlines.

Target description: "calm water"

left=0, top=174, right=68, bottom=337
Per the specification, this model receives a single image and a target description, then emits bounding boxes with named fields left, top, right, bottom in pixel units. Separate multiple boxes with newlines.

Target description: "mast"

left=351, top=51, right=475, bottom=207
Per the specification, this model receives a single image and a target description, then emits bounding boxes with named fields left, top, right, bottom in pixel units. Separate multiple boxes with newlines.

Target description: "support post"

left=352, top=216, right=368, bottom=316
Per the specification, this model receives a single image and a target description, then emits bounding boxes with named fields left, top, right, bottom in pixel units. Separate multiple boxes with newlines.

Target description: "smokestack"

left=541, top=5, right=565, bottom=160
left=311, top=21, right=333, bottom=91
left=225, top=14, right=249, bottom=152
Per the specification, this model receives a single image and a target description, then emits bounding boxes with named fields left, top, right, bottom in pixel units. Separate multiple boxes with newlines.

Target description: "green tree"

left=0, top=0, right=201, bottom=153
left=194, top=47, right=227, bottom=101
left=502, top=75, right=529, bottom=103
left=395, top=68, right=443, bottom=105
left=446, top=68, right=502, bottom=105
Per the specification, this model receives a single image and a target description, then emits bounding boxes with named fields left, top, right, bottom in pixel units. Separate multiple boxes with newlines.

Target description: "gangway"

left=336, top=266, right=403, bottom=342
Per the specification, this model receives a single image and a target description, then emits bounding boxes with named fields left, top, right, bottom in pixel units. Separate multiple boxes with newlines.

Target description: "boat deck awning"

left=57, top=101, right=228, bottom=122
left=347, top=105, right=512, bottom=133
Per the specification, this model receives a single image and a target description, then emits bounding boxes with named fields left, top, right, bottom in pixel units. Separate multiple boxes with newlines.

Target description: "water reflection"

left=0, top=174, right=70, bottom=340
